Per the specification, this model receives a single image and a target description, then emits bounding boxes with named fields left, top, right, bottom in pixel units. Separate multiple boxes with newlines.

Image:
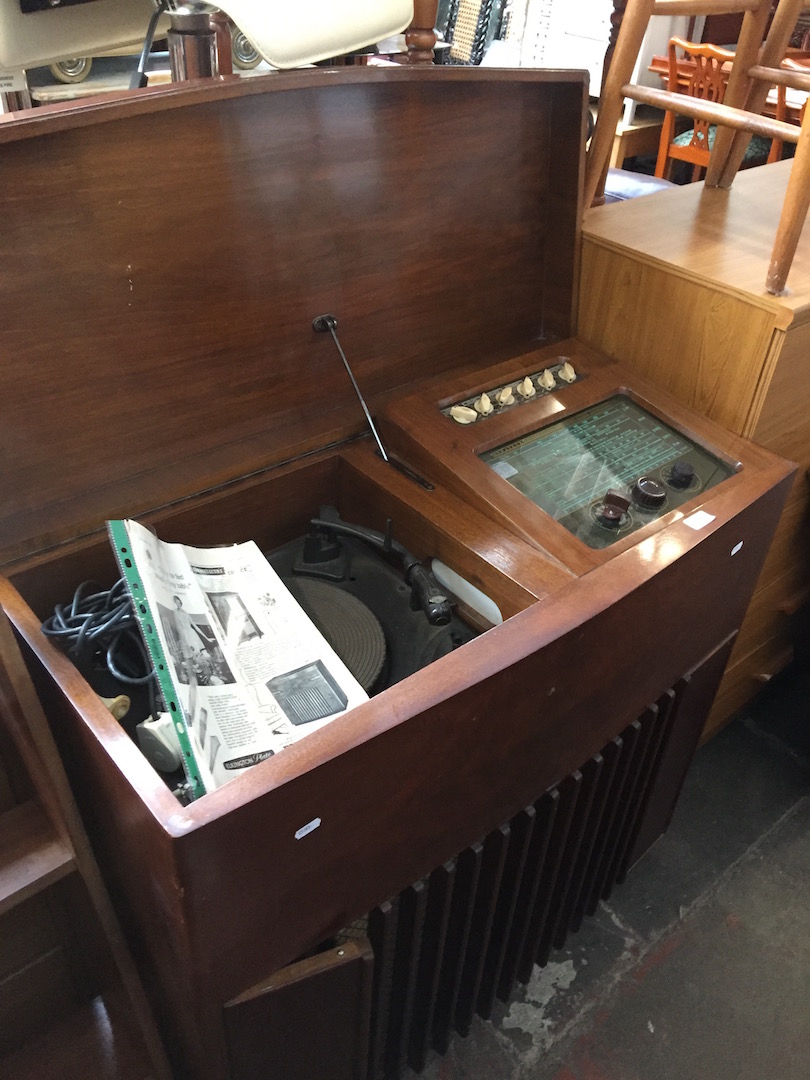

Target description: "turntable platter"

left=285, top=577, right=387, bottom=693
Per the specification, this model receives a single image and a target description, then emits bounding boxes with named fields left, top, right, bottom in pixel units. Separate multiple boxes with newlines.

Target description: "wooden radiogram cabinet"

left=579, top=161, right=810, bottom=738
left=0, top=69, right=794, bottom=1079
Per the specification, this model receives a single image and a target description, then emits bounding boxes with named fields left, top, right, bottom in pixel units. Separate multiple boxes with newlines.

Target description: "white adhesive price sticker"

left=683, top=511, right=715, bottom=532
left=295, top=817, right=322, bottom=840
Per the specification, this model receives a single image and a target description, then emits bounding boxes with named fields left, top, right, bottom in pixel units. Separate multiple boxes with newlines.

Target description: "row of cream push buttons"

left=448, top=360, right=577, bottom=425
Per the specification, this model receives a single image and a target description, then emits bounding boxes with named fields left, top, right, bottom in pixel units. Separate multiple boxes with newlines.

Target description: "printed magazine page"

left=110, top=519, right=368, bottom=793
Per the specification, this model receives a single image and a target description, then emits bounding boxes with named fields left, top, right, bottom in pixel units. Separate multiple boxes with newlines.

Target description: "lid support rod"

left=312, top=314, right=390, bottom=463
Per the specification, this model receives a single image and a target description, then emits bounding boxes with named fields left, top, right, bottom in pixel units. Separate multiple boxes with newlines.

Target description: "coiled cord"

left=42, top=579, right=158, bottom=717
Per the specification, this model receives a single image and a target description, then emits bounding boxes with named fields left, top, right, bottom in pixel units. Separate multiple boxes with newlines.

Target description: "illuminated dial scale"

left=443, top=361, right=736, bottom=550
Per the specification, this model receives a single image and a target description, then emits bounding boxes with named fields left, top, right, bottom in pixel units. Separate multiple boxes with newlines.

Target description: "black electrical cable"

left=42, top=579, right=158, bottom=719
left=130, top=0, right=170, bottom=91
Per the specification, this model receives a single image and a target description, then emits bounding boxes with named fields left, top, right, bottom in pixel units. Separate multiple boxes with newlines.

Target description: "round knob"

left=632, top=476, right=667, bottom=511
left=595, top=489, right=630, bottom=529
left=668, top=460, right=697, bottom=489
left=597, top=503, right=625, bottom=528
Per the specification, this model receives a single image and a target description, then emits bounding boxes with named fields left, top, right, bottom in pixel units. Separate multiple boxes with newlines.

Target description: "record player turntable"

left=269, top=505, right=479, bottom=695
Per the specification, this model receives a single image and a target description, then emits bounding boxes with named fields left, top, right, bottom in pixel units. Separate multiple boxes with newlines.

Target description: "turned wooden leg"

left=586, top=0, right=656, bottom=210
left=405, top=0, right=440, bottom=64
left=591, top=0, right=630, bottom=206
left=604, top=0, right=630, bottom=97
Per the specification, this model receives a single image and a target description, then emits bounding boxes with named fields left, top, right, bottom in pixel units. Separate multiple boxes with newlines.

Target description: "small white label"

left=295, top=817, right=321, bottom=840
left=684, top=510, right=715, bottom=531
left=731, top=541, right=744, bottom=556
left=0, top=70, right=27, bottom=92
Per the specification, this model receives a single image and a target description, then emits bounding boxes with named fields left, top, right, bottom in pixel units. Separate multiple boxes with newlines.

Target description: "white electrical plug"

left=136, top=713, right=182, bottom=773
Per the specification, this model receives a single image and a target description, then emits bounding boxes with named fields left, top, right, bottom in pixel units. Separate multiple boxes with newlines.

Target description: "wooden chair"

left=655, top=37, right=772, bottom=181
left=766, top=55, right=809, bottom=160
left=586, top=0, right=810, bottom=294
left=436, top=0, right=504, bottom=65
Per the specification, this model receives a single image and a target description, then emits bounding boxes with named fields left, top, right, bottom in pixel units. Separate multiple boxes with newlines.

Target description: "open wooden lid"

left=0, top=66, right=586, bottom=566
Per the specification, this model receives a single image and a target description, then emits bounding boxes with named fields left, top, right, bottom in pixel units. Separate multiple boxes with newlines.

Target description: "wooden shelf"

left=0, top=800, right=74, bottom=915
left=0, top=607, right=173, bottom=1078
left=0, top=984, right=159, bottom=1080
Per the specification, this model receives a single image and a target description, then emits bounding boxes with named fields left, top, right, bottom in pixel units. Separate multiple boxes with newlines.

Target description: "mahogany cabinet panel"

left=223, top=941, right=374, bottom=1080
left=0, top=67, right=586, bottom=567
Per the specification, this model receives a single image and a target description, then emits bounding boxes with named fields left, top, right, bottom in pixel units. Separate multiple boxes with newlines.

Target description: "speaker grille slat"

left=355, top=683, right=694, bottom=1077
left=407, top=862, right=456, bottom=1073
left=476, top=806, right=536, bottom=1020
left=497, top=789, right=559, bottom=1003
left=430, top=843, right=483, bottom=1056
left=454, top=825, right=510, bottom=1037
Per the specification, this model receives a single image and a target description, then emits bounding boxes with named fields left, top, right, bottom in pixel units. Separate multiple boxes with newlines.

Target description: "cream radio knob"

left=496, top=385, right=515, bottom=406
left=450, top=404, right=478, bottom=425
left=517, top=375, right=536, bottom=399
left=558, top=360, right=577, bottom=383
left=537, top=368, right=556, bottom=391
left=474, top=391, right=494, bottom=415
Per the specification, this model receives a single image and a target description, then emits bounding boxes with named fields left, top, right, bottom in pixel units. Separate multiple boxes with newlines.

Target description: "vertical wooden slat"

left=517, top=773, right=581, bottom=984
left=407, top=861, right=456, bottom=1073
left=497, top=790, right=559, bottom=1003
left=384, top=880, right=428, bottom=1078
left=600, top=704, right=662, bottom=900
left=616, top=690, right=677, bottom=884
left=454, top=826, right=510, bottom=1037
left=539, top=755, right=602, bottom=964
left=367, top=899, right=399, bottom=1080
left=582, top=721, right=643, bottom=917
left=431, top=843, right=483, bottom=1056
left=565, top=738, right=623, bottom=938
left=476, top=806, right=536, bottom=1020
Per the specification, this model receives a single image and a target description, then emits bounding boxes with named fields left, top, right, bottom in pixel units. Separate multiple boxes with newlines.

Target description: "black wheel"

left=49, top=57, right=93, bottom=84
left=231, top=31, right=261, bottom=70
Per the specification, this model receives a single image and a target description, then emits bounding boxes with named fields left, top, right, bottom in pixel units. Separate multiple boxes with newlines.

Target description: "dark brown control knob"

left=598, top=504, right=624, bottom=528
left=597, top=489, right=630, bottom=528
left=668, top=460, right=697, bottom=489
left=632, top=476, right=667, bottom=511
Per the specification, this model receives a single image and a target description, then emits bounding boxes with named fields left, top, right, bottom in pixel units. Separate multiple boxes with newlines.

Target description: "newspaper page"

left=111, top=519, right=368, bottom=793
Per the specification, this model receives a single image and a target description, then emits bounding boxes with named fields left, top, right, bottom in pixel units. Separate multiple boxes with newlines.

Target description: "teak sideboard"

left=0, top=69, right=794, bottom=1079
left=579, top=159, right=810, bottom=738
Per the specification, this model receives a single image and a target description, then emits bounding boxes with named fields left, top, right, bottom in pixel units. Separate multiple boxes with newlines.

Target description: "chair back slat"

left=585, top=0, right=810, bottom=293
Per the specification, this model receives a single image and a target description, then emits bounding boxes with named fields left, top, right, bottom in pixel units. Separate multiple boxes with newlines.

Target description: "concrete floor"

left=415, top=653, right=810, bottom=1080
